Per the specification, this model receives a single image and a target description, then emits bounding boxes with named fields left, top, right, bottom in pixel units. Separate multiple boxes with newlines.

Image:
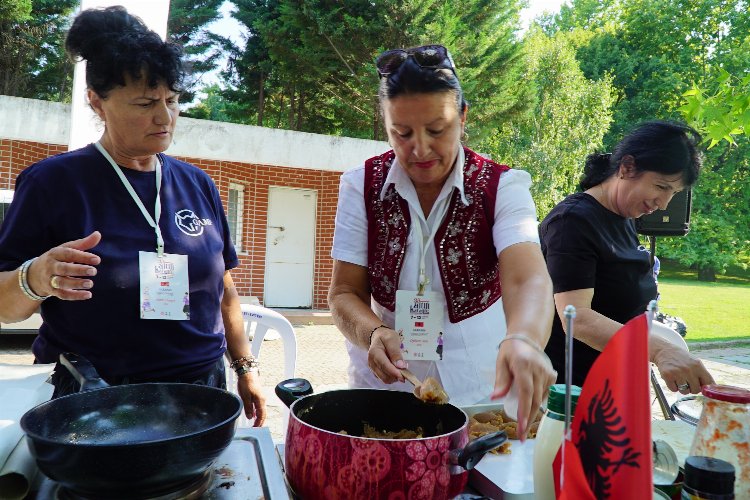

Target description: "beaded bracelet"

left=368, top=324, right=388, bottom=346
left=230, top=355, right=260, bottom=376
left=17, top=258, right=49, bottom=301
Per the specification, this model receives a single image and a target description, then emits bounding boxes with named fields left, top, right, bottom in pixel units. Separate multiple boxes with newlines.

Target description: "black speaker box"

left=635, top=189, right=692, bottom=236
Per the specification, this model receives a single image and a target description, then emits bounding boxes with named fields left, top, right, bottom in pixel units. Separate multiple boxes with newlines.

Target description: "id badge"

left=139, top=251, right=189, bottom=320
left=395, top=290, right=445, bottom=361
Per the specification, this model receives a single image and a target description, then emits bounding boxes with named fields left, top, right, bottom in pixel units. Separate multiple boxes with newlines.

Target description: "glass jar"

left=533, top=384, right=582, bottom=500
left=688, top=385, right=750, bottom=498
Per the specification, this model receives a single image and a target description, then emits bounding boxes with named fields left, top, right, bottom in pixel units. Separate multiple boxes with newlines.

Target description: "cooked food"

left=417, top=376, right=450, bottom=404
left=361, top=423, right=424, bottom=439
left=467, top=408, right=543, bottom=454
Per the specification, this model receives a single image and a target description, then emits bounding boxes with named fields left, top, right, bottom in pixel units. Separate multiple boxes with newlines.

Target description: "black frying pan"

left=20, top=353, right=242, bottom=498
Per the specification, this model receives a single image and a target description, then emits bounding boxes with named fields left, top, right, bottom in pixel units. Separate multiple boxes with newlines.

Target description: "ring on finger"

left=50, top=275, right=61, bottom=289
left=677, top=383, right=690, bottom=391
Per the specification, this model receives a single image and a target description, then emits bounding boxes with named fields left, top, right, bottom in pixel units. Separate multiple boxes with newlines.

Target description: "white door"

left=264, top=187, right=317, bottom=307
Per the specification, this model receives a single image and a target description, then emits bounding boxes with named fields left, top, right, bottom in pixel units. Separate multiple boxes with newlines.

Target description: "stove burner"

left=54, top=470, right=214, bottom=500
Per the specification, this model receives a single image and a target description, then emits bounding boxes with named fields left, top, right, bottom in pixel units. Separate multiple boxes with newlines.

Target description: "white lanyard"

left=95, top=142, right=165, bottom=256
left=413, top=192, right=453, bottom=295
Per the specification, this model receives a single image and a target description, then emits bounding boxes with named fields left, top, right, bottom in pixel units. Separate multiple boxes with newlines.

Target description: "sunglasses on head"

left=375, top=44, right=457, bottom=78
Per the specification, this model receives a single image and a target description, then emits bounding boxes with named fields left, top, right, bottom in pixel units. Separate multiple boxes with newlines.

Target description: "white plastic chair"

left=226, top=304, right=298, bottom=428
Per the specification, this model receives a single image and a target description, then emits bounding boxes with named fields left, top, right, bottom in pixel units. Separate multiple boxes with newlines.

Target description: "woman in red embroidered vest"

left=329, top=45, right=556, bottom=437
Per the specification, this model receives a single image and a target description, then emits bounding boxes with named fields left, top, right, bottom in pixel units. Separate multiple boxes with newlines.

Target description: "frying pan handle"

left=275, top=378, right=314, bottom=407
left=60, top=352, right=110, bottom=392
left=450, top=431, right=507, bottom=471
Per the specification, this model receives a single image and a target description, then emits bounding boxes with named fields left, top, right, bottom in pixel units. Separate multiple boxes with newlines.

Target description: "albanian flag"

left=553, top=313, right=653, bottom=499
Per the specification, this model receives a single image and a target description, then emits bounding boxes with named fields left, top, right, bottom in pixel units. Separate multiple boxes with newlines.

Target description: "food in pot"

left=417, top=376, right=450, bottom=404
left=468, top=408, right=542, bottom=454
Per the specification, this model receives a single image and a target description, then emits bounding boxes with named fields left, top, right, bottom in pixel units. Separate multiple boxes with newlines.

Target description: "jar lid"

left=547, top=384, right=582, bottom=414
left=702, top=384, right=750, bottom=403
left=683, top=456, right=735, bottom=494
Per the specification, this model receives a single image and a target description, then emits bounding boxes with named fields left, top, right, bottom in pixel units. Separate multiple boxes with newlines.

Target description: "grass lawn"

left=657, top=265, right=750, bottom=342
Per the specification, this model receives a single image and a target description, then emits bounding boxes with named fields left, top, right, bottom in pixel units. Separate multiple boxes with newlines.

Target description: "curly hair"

left=65, top=5, right=185, bottom=97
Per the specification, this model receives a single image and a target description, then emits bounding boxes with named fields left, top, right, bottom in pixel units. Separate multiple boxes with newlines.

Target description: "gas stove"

left=29, top=428, right=291, bottom=499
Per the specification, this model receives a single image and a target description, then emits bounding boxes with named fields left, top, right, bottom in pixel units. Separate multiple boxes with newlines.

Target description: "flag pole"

left=561, top=304, right=576, bottom=491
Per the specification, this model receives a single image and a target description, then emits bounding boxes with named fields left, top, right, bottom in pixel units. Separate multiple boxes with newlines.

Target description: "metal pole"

left=647, top=299, right=675, bottom=420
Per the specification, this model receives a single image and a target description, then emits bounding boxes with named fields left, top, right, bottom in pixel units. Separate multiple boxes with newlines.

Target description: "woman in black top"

left=539, top=121, right=714, bottom=394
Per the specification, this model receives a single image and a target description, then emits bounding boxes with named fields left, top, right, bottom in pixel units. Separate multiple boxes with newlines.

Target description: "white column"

left=68, top=0, right=171, bottom=151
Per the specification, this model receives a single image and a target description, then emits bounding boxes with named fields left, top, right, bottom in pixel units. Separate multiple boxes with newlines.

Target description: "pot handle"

left=450, top=431, right=507, bottom=471
left=275, top=378, right=314, bottom=407
left=60, top=352, right=110, bottom=392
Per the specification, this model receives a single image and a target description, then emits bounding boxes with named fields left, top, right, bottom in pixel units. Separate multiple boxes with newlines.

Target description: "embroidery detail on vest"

left=366, top=147, right=507, bottom=322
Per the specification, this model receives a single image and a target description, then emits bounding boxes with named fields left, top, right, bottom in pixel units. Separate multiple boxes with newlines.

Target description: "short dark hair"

left=377, top=55, right=467, bottom=114
left=580, top=120, right=703, bottom=190
left=65, top=6, right=185, bottom=97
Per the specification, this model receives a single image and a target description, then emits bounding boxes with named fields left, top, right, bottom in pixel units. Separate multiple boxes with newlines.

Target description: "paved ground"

left=2, top=325, right=749, bottom=441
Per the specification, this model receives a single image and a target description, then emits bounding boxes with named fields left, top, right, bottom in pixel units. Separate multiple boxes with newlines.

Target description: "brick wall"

left=0, top=139, right=341, bottom=309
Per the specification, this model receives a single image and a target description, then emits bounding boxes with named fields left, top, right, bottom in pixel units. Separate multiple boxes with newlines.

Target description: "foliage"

left=679, top=71, right=750, bottom=148
left=167, top=0, right=225, bottom=105
left=201, top=0, right=531, bottom=141
left=548, top=0, right=750, bottom=279
left=0, top=1, right=225, bottom=104
left=479, top=26, right=616, bottom=217
left=0, top=0, right=77, bottom=101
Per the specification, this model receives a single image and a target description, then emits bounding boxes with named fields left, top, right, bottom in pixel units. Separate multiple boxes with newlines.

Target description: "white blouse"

left=331, top=149, right=541, bottom=406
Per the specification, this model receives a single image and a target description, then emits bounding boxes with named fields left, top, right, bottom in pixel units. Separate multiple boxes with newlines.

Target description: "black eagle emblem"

left=576, top=379, right=642, bottom=498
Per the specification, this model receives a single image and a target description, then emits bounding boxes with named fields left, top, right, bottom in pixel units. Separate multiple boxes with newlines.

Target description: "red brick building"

left=0, top=95, right=387, bottom=309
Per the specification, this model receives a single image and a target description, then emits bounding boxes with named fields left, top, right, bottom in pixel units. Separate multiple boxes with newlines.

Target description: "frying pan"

left=20, top=353, right=242, bottom=498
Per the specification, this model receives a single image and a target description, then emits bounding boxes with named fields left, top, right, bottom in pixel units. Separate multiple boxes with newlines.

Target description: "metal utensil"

left=653, top=439, right=679, bottom=485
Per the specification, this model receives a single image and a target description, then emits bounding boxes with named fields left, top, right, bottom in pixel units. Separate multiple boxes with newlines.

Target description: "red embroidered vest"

left=364, top=147, right=509, bottom=323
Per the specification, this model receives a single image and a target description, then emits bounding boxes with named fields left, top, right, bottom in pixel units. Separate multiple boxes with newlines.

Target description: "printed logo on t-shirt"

left=175, top=209, right=213, bottom=236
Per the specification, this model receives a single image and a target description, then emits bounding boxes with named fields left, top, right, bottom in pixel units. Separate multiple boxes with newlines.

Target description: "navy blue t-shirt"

left=0, top=144, right=238, bottom=380
left=539, top=193, right=657, bottom=386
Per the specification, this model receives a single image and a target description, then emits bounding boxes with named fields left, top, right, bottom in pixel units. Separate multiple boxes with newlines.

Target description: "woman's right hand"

left=27, top=231, right=102, bottom=300
left=368, top=326, right=408, bottom=384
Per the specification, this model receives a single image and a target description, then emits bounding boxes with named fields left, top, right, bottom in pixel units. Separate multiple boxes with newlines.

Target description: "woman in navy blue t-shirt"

left=540, top=121, right=714, bottom=394
left=0, top=6, right=265, bottom=425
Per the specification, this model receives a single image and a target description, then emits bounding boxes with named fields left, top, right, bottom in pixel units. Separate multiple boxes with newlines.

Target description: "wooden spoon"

left=401, top=368, right=449, bottom=404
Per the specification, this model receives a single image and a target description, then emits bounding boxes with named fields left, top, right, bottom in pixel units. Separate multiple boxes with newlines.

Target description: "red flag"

left=553, top=313, right=653, bottom=499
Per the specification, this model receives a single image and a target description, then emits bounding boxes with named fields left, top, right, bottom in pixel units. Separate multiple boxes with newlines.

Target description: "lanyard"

left=95, top=142, right=165, bottom=256
left=413, top=192, right=452, bottom=295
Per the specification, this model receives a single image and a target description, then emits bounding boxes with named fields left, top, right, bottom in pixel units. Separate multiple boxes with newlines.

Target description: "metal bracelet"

left=498, top=333, right=544, bottom=353
left=17, top=258, right=48, bottom=301
left=235, top=364, right=260, bottom=377
left=230, top=356, right=259, bottom=375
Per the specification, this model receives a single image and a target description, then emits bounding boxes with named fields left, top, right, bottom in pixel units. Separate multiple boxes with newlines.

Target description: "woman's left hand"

left=236, top=372, right=267, bottom=427
left=652, top=344, right=715, bottom=395
left=491, top=338, right=556, bottom=440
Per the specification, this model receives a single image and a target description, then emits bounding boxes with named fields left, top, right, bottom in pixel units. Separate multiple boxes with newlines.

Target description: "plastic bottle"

left=681, top=456, right=735, bottom=499
left=533, top=384, right=582, bottom=500
left=688, top=384, right=750, bottom=498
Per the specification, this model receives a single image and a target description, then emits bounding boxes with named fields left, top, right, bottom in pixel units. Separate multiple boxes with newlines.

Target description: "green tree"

left=167, top=0, right=225, bottom=104
left=480, top=26, right=616, bottom=217
left=0, top=0, right=76, bottom=101
left=199, top=0, right=531, bottom=141
left=548, top=0, right=750, bottom=279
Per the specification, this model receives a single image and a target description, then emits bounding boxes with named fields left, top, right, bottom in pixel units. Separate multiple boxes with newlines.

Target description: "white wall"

left=0, top=95, right=387, bottom=172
